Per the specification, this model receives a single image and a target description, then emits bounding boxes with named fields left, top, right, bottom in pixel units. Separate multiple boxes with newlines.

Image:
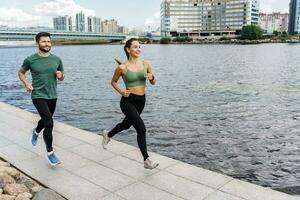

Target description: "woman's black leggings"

left=108, top=94, right=149, bottom=161
left=32, top=98, right=57, bottom=153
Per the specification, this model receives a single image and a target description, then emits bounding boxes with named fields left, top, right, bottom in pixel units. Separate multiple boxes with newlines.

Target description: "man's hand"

left=56, top=71, right=63, bottom=79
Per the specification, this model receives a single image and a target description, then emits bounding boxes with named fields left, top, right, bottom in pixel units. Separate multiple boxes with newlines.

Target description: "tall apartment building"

left=288, top=0, right=300, bottom=34
left=161, top=0, right=260, bottom=37
left=259, top=12, right=289, bottom=33
left=101, top=19, right=118, bottom=33
left=118, top=26, right=129, bottom=34
left=53, top=16, right=73, bottom=31
left=88, top=16, right=101, bottom=33
left=76, top=12, right=86, bottom=32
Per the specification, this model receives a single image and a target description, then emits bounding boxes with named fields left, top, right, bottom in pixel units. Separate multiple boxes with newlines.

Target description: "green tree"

left=160, top=37, right=171, bottom=44
left=273, top=31, right=279, bottom=36
left=241, top=25, right=263, bottom=40
left=173, top=37, right=192, bottom=42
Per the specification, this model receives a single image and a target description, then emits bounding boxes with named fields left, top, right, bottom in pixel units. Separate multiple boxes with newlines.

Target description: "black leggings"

left=32, top=98, right=57, bottom=153
left=108, top=94, right=149, bottom=161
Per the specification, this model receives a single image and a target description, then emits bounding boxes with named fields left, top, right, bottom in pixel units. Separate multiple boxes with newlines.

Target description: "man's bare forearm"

left=18, top=69, right=29, bottom=85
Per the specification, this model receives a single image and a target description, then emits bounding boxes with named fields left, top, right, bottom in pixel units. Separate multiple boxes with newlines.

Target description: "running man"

left=18, top=32, right=64, bottom=166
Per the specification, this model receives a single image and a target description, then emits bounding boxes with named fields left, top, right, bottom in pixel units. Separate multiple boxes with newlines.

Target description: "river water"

left=1, top=43, right=300, bottom=196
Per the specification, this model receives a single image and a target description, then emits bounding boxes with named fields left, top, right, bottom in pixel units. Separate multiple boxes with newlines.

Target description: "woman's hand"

left=24, top=83, right=33, bottom=92
left=121, top=89, right=131, bottom=97
left=145, top=73, right=154, bottom=81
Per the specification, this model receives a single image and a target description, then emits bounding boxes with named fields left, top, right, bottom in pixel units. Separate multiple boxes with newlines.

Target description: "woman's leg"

left=120, top=96, right=149, bottom=161
left=108, top=117, right=131, bottom=138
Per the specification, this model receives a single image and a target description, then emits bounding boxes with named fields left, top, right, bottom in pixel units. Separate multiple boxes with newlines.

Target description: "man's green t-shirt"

left=22, top=53, right=63, bottom=99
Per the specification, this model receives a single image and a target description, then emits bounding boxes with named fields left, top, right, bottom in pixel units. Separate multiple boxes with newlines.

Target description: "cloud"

left=260, top=4, right=274, bottom=13
left=144, top=12, right=160, bottom=30
left=260, top=0, right=289, bottom=13
left=35, top=0, right=95, bottom=17
left=0, top=0, right=97, bottom=27
left=0, top=8, right=40, bottom=22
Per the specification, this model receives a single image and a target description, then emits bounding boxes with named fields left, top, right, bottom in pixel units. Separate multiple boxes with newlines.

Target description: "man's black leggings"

left=32, top=98, right=57, bottom=153
left=108, top=94, right=149, bottom=161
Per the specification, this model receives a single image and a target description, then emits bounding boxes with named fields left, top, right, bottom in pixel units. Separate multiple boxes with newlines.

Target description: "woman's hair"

left=124, top=38, right=139, bottom=59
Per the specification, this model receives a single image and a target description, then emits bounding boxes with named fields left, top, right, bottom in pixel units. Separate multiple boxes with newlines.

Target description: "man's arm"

left=18, top=68, right=33, bottom=92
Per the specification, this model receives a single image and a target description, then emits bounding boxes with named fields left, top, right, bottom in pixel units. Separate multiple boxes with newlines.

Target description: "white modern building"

left=161, top=0, right=260, bottom=37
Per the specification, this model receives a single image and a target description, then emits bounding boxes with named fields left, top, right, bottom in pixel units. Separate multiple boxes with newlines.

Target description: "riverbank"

left=0, top=40, right=112, bottom=48
left=1, top=102, right=299, bottom=200
left=156, top=37, right=300, bottom=45
left=1, top=38, right=299, bottom=48
left=52, top=39, right=111, bottom=45
left=162, top=40, right=300, bottom=45
left=0, top=158, right=66, bottom=200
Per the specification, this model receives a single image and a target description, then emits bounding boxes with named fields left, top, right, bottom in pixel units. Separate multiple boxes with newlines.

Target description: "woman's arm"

left=145, top=60, right=156, bottom=85
left=111, top=64, right=130, bottom=97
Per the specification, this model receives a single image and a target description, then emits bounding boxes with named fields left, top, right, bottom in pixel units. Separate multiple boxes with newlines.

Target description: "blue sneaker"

left=47, top=152, right=61, bottom=166
left=31, top=128, right=39, bottom=146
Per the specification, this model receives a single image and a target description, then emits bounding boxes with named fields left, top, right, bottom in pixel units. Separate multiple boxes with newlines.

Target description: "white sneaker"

left=144, top=158, right=159, bottom=169
left=102, top=130, right=110, bottom=149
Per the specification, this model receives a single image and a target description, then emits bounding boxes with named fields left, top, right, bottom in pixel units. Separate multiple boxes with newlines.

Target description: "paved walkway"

left=0, top=102, right=299, bottom=200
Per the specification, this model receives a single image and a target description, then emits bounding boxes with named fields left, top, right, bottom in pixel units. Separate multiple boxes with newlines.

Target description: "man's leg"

left=32, top=99, right=54, bottom=152
left=35, top=99, right=56, bottom=133
left=32, top=99, right=60, bottom=166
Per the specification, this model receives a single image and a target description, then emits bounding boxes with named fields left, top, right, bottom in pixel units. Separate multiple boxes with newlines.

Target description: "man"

left=18, top=32, right=64, bottom=166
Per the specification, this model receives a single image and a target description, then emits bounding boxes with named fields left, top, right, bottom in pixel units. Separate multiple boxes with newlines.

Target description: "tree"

left=240, top=25, right=263, bottom=40
left=160, top=37, right=171, bottom=44
left=173, top=37, right=192, bottom=42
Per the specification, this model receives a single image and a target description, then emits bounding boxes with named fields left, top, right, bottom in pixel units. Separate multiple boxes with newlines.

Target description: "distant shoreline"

left=162, top=40, right=300, bottom=45
left=0, top=39, right=299, bottom=48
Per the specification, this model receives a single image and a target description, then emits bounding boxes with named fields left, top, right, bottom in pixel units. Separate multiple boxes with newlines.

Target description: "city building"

left=53, top=16, right=72, bottom=31
left=76, top=11, right=86, bottom=32
left=53, top=12, right=127, bottom=33
left=88, top=16, right=101, bottom=33
left=288, top=0, right=300, bottom=34
left=161, top=0, right=260, bottom=37
left=101, top=19, right=118, bottom=33
left=259, top=12, right=289, bottom=33
left=118, top=26, right=129, bottom=34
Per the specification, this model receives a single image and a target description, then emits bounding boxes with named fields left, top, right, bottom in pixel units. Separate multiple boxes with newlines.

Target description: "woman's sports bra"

left=123, top=62, right=146, bottom=88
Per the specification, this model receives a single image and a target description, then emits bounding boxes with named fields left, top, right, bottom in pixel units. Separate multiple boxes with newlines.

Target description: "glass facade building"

left=288, top=0, right=300, bottom=34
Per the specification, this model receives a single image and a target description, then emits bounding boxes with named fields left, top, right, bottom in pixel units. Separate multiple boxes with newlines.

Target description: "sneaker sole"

left=46, top=156, right=61, bottom=166
left=31, top=130, right=38, bottom=146
left=102, top=134, right=110, bottom=149
left=144, top=163, right=159, bottom=169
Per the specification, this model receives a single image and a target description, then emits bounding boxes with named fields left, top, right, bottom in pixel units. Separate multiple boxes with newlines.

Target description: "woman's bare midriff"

left=127, top=86, right=145, bottom=96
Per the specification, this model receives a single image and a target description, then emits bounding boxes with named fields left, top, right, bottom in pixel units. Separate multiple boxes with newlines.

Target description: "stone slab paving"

left=0, top=101, right=299, bottom=200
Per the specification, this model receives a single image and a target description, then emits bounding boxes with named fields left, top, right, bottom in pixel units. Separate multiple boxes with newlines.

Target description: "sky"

left=0, top=0, right=291, bottom=29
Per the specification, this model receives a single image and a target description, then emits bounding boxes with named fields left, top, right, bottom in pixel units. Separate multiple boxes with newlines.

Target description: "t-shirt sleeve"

left=21, top=58, right=31, bottom=71
left=57, top=58, right=64, bottom=71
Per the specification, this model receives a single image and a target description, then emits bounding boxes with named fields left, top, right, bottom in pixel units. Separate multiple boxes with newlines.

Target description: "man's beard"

left=39, top=45, right=51, bottom=53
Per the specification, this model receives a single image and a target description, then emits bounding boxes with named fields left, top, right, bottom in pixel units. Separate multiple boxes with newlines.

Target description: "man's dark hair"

left=35, top=32, right=51, bottom=42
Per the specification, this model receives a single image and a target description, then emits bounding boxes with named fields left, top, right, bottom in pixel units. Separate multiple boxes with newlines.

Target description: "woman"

left=102, top=38, right=159, bottom=169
